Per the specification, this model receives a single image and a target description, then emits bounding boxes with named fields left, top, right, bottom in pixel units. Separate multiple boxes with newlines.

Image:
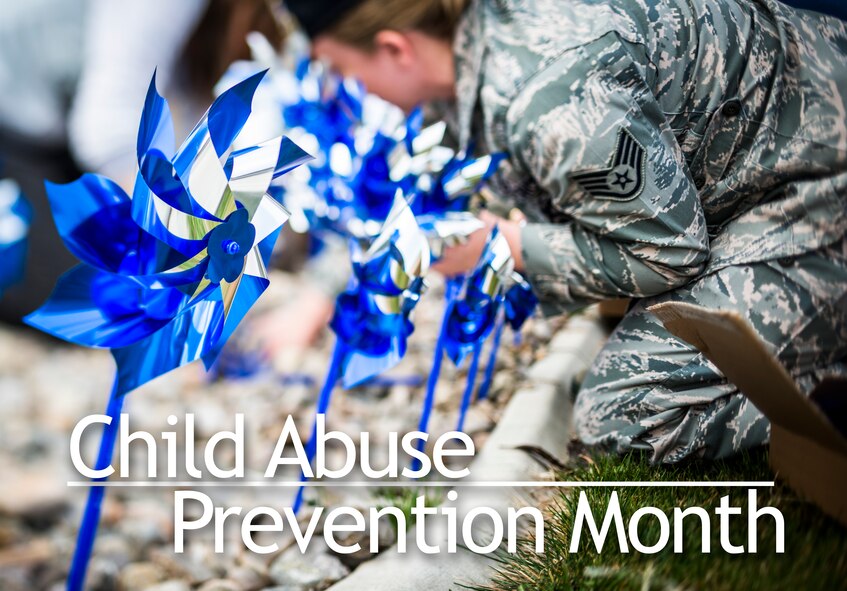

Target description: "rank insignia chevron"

left=570, top=128, right=646, bottom=201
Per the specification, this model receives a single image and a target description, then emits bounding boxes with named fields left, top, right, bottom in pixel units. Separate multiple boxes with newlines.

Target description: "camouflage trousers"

left=574, top=236, right=847, bottom=463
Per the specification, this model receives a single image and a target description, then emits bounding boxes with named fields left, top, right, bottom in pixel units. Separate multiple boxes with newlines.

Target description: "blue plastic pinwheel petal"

left=137, top=71, right=176, bottom=161
left=130, top=173, right=210, bottom=259
left=404, top=107, right=424, bottom=154
left=272, top=136, right=316, bottom=179
left=139, top=148, right=220, bottom=222
left=45, top=175, right=140, bottom=273
left=207, top=70, right=267, bottom=158
left=504, top=281, right=538, bottom=330
left=111, top=298, right=225, bottom=396
left=24, top=266, right=183, bottom=349
left=201, top=273, right=269, bottom=369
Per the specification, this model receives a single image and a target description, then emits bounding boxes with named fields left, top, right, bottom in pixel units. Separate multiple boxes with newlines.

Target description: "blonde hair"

left=325, top=0, right=470, bottom=48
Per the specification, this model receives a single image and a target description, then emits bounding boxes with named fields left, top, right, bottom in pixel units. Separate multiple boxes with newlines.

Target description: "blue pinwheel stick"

left=413, top=275, right=462, bottom=471
left=476, top=307, right=506, bottom=402
left=25, top=72, right=311, bottom=591
left=293, top=338, right=348, bottom=511
left=475, top=277, right=538, bottom=401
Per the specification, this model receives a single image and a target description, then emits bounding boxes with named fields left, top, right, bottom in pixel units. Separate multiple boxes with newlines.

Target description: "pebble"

left=197, top=578, right=245, bottom=591
left=229, top=564, right=270, bottom=591
left=117, top=562, right=166, bottom=591
left=95, top=533, right=136, bottom=567
left=0, top=518, right=23, bottom=547
left=531, top=319, right=553, bottom=341
left=489, top=371, right=517, bottom=400
left=117, top=517, right=168, bottom=550
left=268, top=543, right=350, bottom=590
left=0, top=470, right=68, bottom=526
left=328, top=511, right=397, bottom=568
left=86, top=556, right=121, bottom=591
left=147, top=581, right=192, bottom=591
left=150, top=545, right=220, bottom=584
left=461, top=406, right=495, bottom=435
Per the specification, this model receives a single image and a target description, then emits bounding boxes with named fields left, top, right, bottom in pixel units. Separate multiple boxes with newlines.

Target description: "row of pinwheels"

left=212, top=40, right=541, bottom=508
left=213, top=40, right=542, bottom=511
left=216, top=34, right=537, bottom=394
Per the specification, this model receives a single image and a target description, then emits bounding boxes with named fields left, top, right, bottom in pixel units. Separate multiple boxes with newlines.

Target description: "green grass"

left=470, top=449, right=847, bottom=591
left=374, top=485, right=443, bottom=535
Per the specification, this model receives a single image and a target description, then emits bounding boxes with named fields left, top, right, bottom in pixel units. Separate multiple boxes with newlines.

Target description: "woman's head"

left=286, top=0, right=469, bottom=111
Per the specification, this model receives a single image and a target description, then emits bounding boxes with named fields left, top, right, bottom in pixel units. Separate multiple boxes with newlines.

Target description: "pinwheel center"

left=222, top=239, right=241, bottom=256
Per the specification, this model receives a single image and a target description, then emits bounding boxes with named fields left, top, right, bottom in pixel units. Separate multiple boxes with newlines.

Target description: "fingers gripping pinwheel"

left=24, top=72, right=311, bottom=591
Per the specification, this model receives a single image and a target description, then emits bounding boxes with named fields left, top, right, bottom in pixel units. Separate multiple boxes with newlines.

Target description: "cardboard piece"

left=650, top=301, right=847, bottom=526
left=598, top=298, right=630, bottom=319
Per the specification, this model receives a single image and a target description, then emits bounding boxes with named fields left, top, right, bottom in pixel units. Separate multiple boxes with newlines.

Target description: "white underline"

left=67, top=480, right=775, bottom=488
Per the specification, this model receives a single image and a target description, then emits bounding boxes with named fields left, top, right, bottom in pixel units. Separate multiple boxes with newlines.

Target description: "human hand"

left=431, top=210, right=525, bottom=277
left=247, top=288, right=335, bottom=356
left=430, top=213, right=495, bottom=277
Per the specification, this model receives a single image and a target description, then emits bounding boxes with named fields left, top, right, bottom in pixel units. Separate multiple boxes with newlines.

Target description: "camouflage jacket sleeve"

left=508, top=51, right=710, bottom=316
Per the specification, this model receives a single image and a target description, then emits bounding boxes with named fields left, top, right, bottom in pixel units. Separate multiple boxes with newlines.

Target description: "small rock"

left=95, top=533, right=136, bottom=567
left=147, top=581, right=191, bottom=591
left=99, top=495, right=126, bottom=527
left=461, top=406, right=494, bottom=435
left=268, top=543, right=349, bottom=590
left=123, top=499, right=172, bottom=536
left=531, top=319, right=553, bottom=341
left=328, top=511, right=397, bottom=568
left=118, top=562, right=166, bottom=591
left=28, top=554, right=67, bottom=590
left=0, top=564, right=29, bottom=591
left=229, top=564, right=269, bottom=591
left=85, top=557, right=120, bottom=591
left=150, top=545, right=218, bottom=584
left=197, top=578, right=244, bottom=591
left=117, top=517, right=167, bottom=550
left=387, top=385, right=413, bottom=407
left=0, top=471, right=68, bottom=529
left=434, top=380, right=458, bottom=411
left=0, top=518, right=23, bottom=548
left=490, top=371, right=516, bottom=400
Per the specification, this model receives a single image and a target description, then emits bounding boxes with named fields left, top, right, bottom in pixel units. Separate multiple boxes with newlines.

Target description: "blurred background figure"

left=0, top=0, right=282, bottom=322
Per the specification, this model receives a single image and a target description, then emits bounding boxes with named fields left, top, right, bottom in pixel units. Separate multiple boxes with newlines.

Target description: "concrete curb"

left=327, top=309, right=608, bottom=591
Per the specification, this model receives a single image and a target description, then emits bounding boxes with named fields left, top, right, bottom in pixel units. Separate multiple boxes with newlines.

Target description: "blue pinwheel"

left=332, top=193, right=430, bottom=386
left=270, top=57, right=366, bottom=241
left=295, top=193, right=430, bottom=510
left=25, top=71, right=311, bottom=591
left=283, top=58, right=363, bottom=148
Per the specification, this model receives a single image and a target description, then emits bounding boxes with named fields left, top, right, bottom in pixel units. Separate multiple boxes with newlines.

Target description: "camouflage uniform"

left=450, top=0, right=847, bottom=461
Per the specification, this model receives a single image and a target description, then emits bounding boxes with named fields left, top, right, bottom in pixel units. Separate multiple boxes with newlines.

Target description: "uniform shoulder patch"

left=569, top=128, right=646, bottom=201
